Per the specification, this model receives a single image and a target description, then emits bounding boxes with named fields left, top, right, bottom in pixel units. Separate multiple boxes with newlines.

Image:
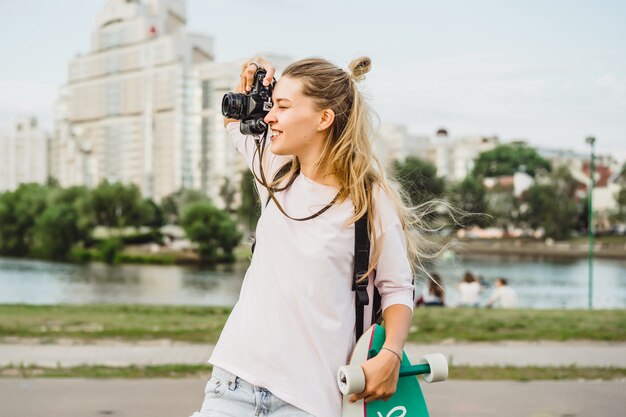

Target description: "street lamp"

left=585, top=136, right=596, bottom=310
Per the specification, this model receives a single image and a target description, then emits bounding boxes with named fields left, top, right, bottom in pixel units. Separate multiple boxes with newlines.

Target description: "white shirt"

left=488, top=286, right=519, bottom=308
left=208, top=123, right=415, bottom=417
left=458, top=281, right=481, bottom=305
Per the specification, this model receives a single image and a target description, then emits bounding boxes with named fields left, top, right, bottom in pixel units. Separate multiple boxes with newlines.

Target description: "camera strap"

left=252, top=127, right=339, bottom=222
left=249, top=128, right=381, bottom=339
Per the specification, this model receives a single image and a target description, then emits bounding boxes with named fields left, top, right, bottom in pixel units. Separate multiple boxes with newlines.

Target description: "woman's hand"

left=225, top=57, right=277, bottom=128
left=238, top=57, right=276, bottom=93
left=349, top=348, right=401, bottom=403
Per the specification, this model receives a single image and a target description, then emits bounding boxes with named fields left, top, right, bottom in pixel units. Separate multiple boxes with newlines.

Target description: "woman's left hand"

left=349, top=348, right=401, bottom=403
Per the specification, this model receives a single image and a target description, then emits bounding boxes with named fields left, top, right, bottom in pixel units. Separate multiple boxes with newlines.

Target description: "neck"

left=298, top=155, right=338, bottom=188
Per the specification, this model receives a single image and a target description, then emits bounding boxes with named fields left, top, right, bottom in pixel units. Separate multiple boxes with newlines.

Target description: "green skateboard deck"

left=338, top=324, right=447, bottom=417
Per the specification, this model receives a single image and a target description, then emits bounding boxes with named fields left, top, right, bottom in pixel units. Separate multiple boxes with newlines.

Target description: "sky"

left=1, top=0, right=625, bottom=159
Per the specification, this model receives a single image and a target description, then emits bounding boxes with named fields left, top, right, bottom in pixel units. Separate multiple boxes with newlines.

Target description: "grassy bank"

left=457, top=236, right=626, bottom=260
left=1, top=304, right=624, bottom=343
left=2, top=363, right=625, bottom=381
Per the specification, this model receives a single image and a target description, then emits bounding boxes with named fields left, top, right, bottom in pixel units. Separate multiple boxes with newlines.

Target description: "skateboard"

left=337, top=324, right=448, bottom=417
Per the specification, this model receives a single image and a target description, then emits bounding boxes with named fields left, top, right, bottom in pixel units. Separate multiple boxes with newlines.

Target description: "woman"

left=458, top=271, right=482, bottom=307
left=415, top=273, right=445, bottom=307
left=191, top=56, right=434, bottom=417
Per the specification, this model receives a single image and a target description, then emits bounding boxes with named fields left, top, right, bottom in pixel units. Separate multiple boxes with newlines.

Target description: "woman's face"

left=263, top=76, right=324, bottom=157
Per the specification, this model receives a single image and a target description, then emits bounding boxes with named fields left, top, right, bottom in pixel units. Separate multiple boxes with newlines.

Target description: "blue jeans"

left=190, top=367, right=314, bottom=417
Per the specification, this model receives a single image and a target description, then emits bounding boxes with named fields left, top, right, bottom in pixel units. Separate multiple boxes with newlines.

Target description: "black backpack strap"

left=353, top=212, right=370, bottom=340
left=372, top=272, right=382, bottom=326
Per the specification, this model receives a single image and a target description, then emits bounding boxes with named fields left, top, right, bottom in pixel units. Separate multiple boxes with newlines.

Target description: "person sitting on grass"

left=415, top=273, right=445, bottom=307
left=458, top=271, right=481, bottom=307
left=486, top=278, right=519, bottom=308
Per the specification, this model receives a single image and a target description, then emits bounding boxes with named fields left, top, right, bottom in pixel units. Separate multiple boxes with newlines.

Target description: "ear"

left=318, top=108, right=335, bottom=132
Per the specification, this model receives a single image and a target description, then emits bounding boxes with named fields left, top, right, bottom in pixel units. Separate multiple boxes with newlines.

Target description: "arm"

left=382, top=304, right=413, bottom=354
left=350, top=193, right=415, bottom=403
left=486, top=288, right=500, bottom=307
left=349, top=304, right=412, bottom=403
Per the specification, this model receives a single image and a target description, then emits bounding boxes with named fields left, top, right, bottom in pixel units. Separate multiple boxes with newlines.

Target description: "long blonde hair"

left=263, top=57, right=446, bottom=280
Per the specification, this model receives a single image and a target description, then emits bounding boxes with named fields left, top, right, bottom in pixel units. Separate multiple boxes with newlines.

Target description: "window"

left=202, top=80, right=212, bottom=109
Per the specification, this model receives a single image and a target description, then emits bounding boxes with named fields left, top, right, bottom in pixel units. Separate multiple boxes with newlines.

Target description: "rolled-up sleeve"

left=373, top=222, right=415, bottom=312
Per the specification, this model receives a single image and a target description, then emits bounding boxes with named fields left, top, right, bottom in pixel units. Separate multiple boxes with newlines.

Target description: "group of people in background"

left=415, top=271, right=518, bottom=308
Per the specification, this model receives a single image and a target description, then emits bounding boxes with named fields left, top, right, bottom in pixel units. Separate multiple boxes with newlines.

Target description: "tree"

left=392, top=157, right=445, bottom=206
left=220, top=177, right=237, bottom=213
left=472, top=144, right=551, bottom=178
left=49, top=185, right=93, bottom=238
left=448, top=177, right=493, bottom=228
left=0, top=184, right=49, bottom=256
left=238, top=170, right=261, bottom=232
left=86, top=181, right=145, bottom=232
left=181, top=202, right=242, bottom=264
left=140, top=198, right=165, bottom=229
left=615, top=189, right=626, bottom=222
left=32, top=204, right=82, bottom=259
left=521, top=166, right=578, bottom=240
left=30, top=186, right=94, bottom=259
left=161, top=189, right=210, bottom=225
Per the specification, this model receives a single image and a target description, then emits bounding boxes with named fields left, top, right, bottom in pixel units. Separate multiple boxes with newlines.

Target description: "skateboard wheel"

left=337, top=365, right=365, bottom=395
left=421, top=353, right=448, bottom=383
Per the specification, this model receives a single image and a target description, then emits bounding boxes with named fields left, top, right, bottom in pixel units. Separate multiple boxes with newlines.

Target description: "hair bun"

left=348, top=56, right=371, bottom=82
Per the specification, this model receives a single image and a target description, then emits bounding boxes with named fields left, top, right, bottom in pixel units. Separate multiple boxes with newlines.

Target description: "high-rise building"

left=372, top=123, right=430, bottom=169
left=428, top=129, right=499, bottom=181
left=0, top=117, right=48, bottom=192
left=50, top=0, right=213, bottom=200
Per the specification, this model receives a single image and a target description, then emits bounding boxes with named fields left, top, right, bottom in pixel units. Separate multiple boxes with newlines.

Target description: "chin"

left=269, top=142, right=291, bottom=156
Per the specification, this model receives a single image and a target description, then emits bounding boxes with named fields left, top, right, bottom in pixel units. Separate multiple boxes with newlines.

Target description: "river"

left=0, top=254, right=624, bottom=309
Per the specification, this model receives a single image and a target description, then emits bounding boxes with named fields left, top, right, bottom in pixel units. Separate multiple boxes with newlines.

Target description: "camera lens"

left=222, top=93, right=246, bottom=119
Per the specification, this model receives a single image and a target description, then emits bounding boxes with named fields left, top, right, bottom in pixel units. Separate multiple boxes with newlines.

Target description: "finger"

left=256, top=57, right=275, bottom=86
left=350, top=390, right=369, bottom=403
left=264, top=66, right=276, bottom=86
left=244, top=65, right=256, bottom=92
left=363, top=394, right=378, bottom=404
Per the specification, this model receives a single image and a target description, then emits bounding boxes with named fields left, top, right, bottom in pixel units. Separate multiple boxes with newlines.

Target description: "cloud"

left=594, top=74, right=625, bottom=93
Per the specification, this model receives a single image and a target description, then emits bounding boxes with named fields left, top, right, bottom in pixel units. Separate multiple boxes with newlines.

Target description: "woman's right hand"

left=225, top=57, right=277, bottom=127
left=238, top=57, right=276, bottom=93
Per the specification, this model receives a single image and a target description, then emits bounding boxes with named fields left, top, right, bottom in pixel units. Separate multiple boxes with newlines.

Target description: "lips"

left=270, top=129, right=283, bottom=141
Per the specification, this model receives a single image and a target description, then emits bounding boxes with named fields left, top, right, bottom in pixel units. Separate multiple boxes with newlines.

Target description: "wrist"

left=381, top=346, right=402, bottom=364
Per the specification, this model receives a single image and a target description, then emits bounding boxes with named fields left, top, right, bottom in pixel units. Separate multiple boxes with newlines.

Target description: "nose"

left=264, top=106, right=277, bottom=125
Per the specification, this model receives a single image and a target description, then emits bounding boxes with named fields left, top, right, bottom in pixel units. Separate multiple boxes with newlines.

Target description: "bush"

left=181, top=202, right=242, bottom=264
left=32, top=203, right=82, bottom=259
left=68, top=246, right=95, bottom=263
left=98, top=238, right=123, bottom=264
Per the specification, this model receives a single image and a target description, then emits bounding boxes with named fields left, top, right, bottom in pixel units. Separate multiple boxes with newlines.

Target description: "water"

left=429, top=254, right=626, bottom=309
left=0, top=255, right=625, bottom=309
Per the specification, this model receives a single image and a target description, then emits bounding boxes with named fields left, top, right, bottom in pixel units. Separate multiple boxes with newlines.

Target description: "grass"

left=2, top=363, right=625, bottom=381
left=408, top=308, right=626, bottom=343
left=1, top=304, right=625, bottom=344
left=0, top=304, right=230, bottom=343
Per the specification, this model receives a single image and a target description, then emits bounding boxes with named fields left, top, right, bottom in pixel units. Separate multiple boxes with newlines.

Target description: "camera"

left=222, top=68, right=274, bottom=136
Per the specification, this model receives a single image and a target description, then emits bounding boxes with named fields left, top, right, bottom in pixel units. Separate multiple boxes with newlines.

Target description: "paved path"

left=2, top=340, right=625, bottom=367
left=1, top=378, right=624, bottom=417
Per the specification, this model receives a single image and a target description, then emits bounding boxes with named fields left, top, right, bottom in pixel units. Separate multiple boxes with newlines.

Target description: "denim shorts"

left=189, top=366, right=314, bottom=417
